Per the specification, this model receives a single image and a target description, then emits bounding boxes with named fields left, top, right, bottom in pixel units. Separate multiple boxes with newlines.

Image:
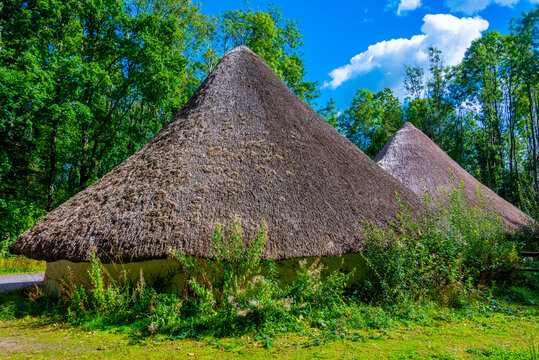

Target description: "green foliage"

left=403, top=47, right=466, bottom=165
left=60, top=249, right=154, bottom=323
left=164, top=219, right=352, bottom=336
left=359, top=177, right=520, bottom=306
left=0, top=255, right=45, bottom=275
left=170, top=219, right=272, bottom=326
left=1, top=231, right=45, bottom=274
left=204, top=5, right=320, bottom=104
left=337, top=87, right=404, bottom=157
left=451, top=9, right=538, bottom=216
left=0, top=0, right=208, bottom=244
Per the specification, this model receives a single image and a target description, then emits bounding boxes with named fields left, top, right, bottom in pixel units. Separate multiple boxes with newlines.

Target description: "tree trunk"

left=508, top=82, right=515, bottom=199
left=527, top=81, right=539, bottom=205
left=46, top=117, right=58, bottom=211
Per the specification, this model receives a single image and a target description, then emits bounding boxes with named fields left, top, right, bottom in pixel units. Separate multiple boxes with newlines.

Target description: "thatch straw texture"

left=375, top=122, right=535, bottom=230
left=10, top=46, right=423, bottom=263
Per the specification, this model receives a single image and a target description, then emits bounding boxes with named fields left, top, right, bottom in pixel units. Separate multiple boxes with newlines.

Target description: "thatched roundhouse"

left=11, top=47, right=424, bottom=294
left=375, top=121, right=535, bottom=230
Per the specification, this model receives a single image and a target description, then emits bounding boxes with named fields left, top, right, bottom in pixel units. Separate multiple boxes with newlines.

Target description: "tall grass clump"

left=161, top=218, right=352, bottom=336
left=359, top=180, right=522, bottom=307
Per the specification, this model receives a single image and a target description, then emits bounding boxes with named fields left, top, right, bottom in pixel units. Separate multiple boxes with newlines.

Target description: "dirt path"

left=0, top=273, right=44, bottom=293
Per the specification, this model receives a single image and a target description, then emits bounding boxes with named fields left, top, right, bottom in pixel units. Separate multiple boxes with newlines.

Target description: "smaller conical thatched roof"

left=375, top=122, right=535, bottom=230
left=10, top=46, right=424, bottom=263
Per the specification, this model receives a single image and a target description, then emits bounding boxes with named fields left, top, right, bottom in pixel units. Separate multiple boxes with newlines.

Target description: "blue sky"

left=199, top=0, right=538, bottom=109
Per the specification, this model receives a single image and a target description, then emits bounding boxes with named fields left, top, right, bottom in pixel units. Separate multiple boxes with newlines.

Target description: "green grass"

left=0, top=303, right=536, bottom=359
left=0, top=256, right=45, bottom=275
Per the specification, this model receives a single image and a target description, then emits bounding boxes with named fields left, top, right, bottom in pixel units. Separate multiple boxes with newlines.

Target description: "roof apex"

left=226, top=45, right=256, bottom=56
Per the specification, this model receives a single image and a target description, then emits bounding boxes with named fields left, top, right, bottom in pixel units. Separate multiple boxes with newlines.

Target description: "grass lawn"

left=1, top=306, right=536, bottom=359
left=0, top=256, right=45, bottom=275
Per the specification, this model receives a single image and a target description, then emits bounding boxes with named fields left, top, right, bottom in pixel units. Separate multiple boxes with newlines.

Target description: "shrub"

left=359, top=180, right=520, bottom=306
left=60, top=249, right=155, bottom=324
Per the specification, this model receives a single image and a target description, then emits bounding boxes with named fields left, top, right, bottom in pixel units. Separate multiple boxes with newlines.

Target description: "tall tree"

left=338, top=88, right=404, bottom=158
left=0, top=0, right=208, bottom=242
left=403, top=47, right=463, bottom=166
left=203, top=5, right=320, bottom=104
left=512, top=7, right=539, bottom=209
left=458, top=32, right=508, bottom=193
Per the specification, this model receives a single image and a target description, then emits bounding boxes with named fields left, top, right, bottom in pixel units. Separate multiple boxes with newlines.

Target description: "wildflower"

left=148, top=322, right=157, bottom=334
left=237, top=309, right=250, bottom=317
left=247, top=299, right=263, bottom=310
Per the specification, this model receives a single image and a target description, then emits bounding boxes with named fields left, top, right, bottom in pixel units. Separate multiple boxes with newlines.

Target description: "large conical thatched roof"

left=11, top=46, right=424, bottom=263
left=375, top=122, right=534, bottom=229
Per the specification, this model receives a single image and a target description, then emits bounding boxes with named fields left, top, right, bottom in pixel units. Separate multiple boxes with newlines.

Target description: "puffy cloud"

left=421, top=14, right=489, bottom=65
left=397, top=0, right=422, bottom=15
left=445, top=0, right=532, bottom=15
left=324, top=14, right=488, bottom=90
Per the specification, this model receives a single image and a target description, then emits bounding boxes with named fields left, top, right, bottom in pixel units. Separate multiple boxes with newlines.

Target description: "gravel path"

left=0, top=273, right=44, bottom=293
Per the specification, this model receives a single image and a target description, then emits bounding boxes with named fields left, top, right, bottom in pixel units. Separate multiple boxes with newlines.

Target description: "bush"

left=359, top=180, right=520, bottom=306
left=60, top=250, right=155, bottom=324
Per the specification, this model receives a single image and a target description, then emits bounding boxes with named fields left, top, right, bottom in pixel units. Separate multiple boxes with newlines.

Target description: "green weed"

left=359, top=179, right=524, bottom=306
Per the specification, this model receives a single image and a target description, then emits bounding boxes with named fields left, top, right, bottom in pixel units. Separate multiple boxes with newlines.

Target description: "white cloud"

left=397, top=0, right=422, bottom=15
left=323, top=14, right=488, bottom=90
left=445, top=0, right=532, bottom=15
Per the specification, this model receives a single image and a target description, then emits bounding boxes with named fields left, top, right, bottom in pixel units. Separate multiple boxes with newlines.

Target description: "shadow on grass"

left=0, top=288, right=63, bottom=325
